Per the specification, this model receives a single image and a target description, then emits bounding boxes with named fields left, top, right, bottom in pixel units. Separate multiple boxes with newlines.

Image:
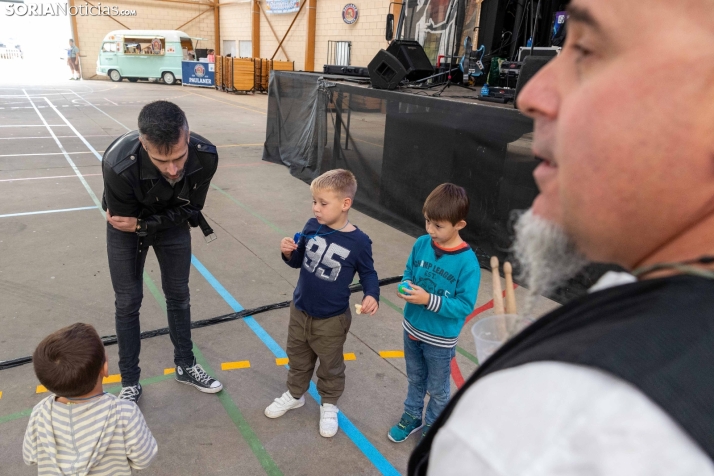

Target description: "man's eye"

left=572, top=44, right=593, bottom=61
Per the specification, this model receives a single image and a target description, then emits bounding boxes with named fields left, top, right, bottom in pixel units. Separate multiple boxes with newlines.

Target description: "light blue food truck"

left=95, top=30, right=200, bottom=84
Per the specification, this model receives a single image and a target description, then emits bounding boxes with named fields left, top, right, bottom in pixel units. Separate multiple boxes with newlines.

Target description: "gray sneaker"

left=118, top=383, right=142, bottom=403
left=175, top=363, right=223, bottom=393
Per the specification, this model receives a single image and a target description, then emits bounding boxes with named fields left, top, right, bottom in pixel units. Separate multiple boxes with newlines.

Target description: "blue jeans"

left=403, top=330, right=456, bottom=426
left=107, top=222, right=195, bottom=386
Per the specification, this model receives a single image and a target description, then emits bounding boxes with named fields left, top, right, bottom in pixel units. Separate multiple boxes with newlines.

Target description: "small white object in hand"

left=355, top=304, right=362, bottom=314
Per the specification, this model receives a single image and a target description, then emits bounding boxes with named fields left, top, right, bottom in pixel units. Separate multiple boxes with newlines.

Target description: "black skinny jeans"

left=107, top=222, right=195, bottom=386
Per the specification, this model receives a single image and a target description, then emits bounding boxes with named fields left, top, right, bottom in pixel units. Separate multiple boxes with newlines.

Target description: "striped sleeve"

left=122, top=403, right=157, bottom=470
left=426, top=294, right=442, bottom=313
left=22, top=409, right=39, bottom=466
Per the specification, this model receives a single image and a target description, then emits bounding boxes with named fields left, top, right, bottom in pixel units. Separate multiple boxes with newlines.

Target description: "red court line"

left=451, top=357, right=465, bottom=388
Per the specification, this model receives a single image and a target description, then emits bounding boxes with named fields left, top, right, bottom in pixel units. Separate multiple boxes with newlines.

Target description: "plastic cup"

left=471, top=314, right=531, bottom=364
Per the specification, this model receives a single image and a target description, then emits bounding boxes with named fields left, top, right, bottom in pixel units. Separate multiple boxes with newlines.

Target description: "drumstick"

left=504, top=261, right=517, bottom=315
left=490, top=256, right=508, bottom=338
left=490, top=256, right=505, bottom=315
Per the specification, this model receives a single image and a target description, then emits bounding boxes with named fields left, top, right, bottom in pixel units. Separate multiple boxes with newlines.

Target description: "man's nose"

left=516, top=58, right=560, bottom=121
left=167, top=162, right=177, bottom=175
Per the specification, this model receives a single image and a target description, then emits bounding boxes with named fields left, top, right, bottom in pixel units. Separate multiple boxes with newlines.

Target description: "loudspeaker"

left=386, top=40, right=434, bottom=81
left=514, top=56, right=552, bottom=109
left=368, top=50, right=407, bottom=90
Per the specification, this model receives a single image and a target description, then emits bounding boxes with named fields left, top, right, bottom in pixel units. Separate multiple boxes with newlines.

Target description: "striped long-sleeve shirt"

left=23, top=393, right=157, bottom=476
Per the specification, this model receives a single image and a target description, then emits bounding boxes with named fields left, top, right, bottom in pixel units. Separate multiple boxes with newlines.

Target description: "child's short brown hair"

left=310, top=169, right=358, bottom=200
left=422, top=183, right=470, bottom=225
left=33, top=323, right=106, bottom=397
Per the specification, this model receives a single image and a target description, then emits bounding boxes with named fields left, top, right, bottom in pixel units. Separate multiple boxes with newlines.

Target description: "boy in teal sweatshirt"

left=388, top=183, right=481, bottom=443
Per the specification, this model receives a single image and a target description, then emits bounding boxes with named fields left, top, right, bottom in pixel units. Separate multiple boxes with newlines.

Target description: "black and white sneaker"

left=175, top=363, right=223, bottom=393
left=118, top=383, right=142, bottom=403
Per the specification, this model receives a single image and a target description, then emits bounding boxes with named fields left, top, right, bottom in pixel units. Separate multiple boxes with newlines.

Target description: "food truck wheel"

left=162, top=72, right=176, bottom=85
left=109, top=70, right=122, bottom=82
left=128, top=78, right=138, bottom=82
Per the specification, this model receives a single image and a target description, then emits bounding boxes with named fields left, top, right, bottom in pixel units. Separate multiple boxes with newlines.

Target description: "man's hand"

left=106, top=210, right=138, bottom=232
left=281, top=237, right=298, bottom=259
left=361, top=295, right=379, bottom=316
left=397, top=283, right=430, bottom=306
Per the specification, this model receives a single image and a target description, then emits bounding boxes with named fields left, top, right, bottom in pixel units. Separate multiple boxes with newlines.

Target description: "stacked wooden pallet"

left=233, top=58, right=256, bottom=93
left=222, top=56, right=234, bottom=91
left=214, top=56, right=223, bottom=90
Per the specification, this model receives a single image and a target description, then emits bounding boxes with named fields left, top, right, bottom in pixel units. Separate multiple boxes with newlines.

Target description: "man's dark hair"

left=33, top=323, right=106, bottom=397
left=423, top=183, right=470, bottom=225
left=138, top=100, right=189, bottom=155
left=69, top=39, right=74, bottom=43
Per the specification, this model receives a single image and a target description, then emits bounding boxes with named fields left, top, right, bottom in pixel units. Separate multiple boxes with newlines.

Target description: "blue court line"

left=190, top=256, right=400, bottom=476
left=0, top=205, right=98, bottom=219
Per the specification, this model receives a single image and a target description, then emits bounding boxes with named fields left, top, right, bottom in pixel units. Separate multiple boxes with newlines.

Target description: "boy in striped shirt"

left=388, top=184, right=481, bottom=443
left=23, top=323, right=157, bottom=475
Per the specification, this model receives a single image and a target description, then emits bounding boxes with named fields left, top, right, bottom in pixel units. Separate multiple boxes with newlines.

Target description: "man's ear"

left=454, top=220, right=467, bottom=231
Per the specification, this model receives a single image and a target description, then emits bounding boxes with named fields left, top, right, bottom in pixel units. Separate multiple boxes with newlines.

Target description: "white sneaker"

left=265, top=391, right=305, bottom=418
left=319, top=403, right=339, bottom=437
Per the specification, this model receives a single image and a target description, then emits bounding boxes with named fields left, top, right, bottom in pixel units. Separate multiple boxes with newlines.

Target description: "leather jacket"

left=101, top=130, right=218, bottom=238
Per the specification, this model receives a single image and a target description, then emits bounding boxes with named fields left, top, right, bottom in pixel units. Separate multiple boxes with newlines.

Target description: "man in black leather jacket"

left=102, top=100, right=223, bottom=403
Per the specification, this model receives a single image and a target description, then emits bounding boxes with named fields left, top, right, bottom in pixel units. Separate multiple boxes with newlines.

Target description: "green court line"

left=381, top=297, right=480, bottom=366
left=143, top=273, right=282, bottom=476
left=211, top=184, right=287, bottom=235
left=455, top=345, right=479, bottom=366
left=193, top=345, right=283, bottom=476
left=0, top=374, right=175, bottom=426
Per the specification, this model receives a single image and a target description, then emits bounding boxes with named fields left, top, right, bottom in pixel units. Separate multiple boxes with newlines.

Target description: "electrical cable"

left=0, top=276, right=404, bottom=371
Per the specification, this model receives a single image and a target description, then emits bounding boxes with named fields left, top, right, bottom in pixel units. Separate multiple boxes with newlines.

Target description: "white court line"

left=0, top=135, right=112, bottom=140
left=44, top=97, right=103, bottom=160
left=22, top=89, right=104, bottom=216
left=0, top=125, right=68, bottom=128
left=0, top=173, right=102, bottom=183
left=104, top=98, right=118, bottom=106
left=71, top=91, right=131, bottom=132
left=0, top=206, right=98, bottom=219
left=0, top=151, right=100, bottom=158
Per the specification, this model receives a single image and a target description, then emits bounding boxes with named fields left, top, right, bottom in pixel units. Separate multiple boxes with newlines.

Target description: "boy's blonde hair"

left=310, top=169, right=358, bottom=199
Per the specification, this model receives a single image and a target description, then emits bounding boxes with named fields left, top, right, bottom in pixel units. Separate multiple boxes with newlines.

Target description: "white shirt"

left=429, top=362, right=714, bottom=475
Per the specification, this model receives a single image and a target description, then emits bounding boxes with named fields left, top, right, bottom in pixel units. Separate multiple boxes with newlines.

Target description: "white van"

left=96, top=30, right=200, bottom=85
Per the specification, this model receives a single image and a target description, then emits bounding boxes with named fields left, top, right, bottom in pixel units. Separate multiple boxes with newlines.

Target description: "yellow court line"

left=0, top=391, right=3, bottom=400
left=102, top=374, right=121, bottom=384
left=221, top=361, right=251, bottom=370
left=164, top=368, right=175, bottom=375
left=185, top=91, right=267, bottom=115
left=344, top=353, right=356, bottom=361
left=276, top=357, right=289, bottom=366
left=379, top=350, right=404, bottom=359
left=36, top=385, right=48, bottom=394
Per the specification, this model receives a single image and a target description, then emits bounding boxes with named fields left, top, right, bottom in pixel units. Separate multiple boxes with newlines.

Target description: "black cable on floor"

left=0, top=276, right=403, bottom=371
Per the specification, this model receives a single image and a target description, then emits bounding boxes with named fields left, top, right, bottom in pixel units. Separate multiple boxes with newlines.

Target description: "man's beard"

left=512, top=209, right=590, bottom=314
left=164, top=169, right=185, bottom=186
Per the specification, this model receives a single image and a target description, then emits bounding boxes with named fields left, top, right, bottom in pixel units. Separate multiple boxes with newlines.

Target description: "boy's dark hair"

left=33, top=323, right=105, bottom=397
left=422, top=183, right=470, bottom=225
left=138, top=100, right=189, bottom=155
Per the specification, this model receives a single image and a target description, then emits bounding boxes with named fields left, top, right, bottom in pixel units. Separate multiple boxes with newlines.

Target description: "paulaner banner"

left=265, top=0, right=300, bottom=14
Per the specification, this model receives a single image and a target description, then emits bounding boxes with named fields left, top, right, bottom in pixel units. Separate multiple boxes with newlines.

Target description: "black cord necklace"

left=632, top=255, right=714, bottom=279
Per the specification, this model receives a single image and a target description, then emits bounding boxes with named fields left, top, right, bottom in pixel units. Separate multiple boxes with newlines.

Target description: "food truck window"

left=123, top=37, right=165, bottom=55
left=102, top=42, right=119, bottom=53
left=180, top=38, right=194, bottom=60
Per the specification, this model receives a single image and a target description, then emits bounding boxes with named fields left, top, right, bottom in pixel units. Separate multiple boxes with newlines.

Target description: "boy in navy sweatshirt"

left=264, top=169, right=379, bottom=437
left=388, top=183, right=480, bottom=443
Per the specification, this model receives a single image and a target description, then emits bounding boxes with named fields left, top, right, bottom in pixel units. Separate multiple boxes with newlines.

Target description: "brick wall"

left=217, top=0, right=391, bottom=71
left=76, top=0, right=216, bottom=78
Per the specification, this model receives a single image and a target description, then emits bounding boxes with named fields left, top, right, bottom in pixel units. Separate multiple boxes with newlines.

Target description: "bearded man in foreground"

left=409, top=0, right=714, bottom=474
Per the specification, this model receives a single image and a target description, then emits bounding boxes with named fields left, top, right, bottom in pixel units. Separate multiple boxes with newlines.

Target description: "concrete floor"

left=0, top=75, right=557, bottom=475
